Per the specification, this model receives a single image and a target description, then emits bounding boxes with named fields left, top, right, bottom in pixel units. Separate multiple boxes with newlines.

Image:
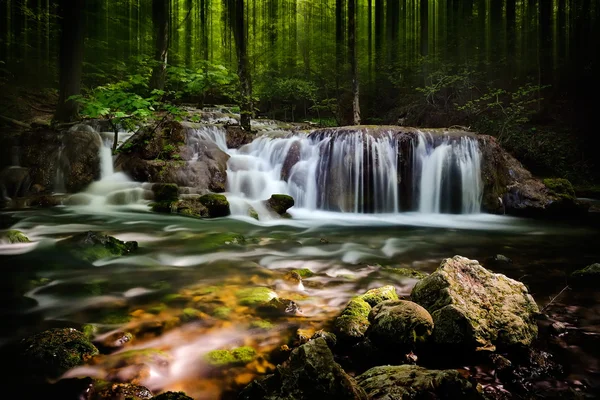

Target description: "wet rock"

left=151, top=392, right=194, bottom=400
left=16, top=328, right=99, bottom=381
left=92, top=382, right=153, bottom=400
left=62, top=128, right=103, bottom=192
left=283, top=271, right=302, bottom=285
left=543, top=178, right=576, bottom=203
left=570, top=263, right=600, bottom=285
left=310, top=330, right=338, bottom=349
left=59, top=231, right=138, bottom=262
left=291, top=268, right=315, bottom=278
left=411, top=256, right=540, bottom=350
left=334, top=286, right=399, bottom=343
left=380, top=266, right=428, bottom=279
left=174, top=198, right=209, bottom=218
left=0, top=166, right=31, bottom=199
left=280, top=141, right=301, bottom=182
left=248, top=206, right=259, bottom=220
left=197, top=193, right=230, bottom=217
left=550, top=321, right=567, bottom=335
left=1, top=229, right=30, bottom=243
left=356, top=365, right=484, bottom=400
left=257, top=298, right=302, bottom=317
left=152, top=183, right=179, bottom=202
left=236, top=287, right=277, bottom=307
left=226, top=125, right=254, bottom=149
left=266, top=194, right=294, bottom=215
left=95, top=331, right=134, bottom=352
left=205, top=346, right=257, bottom=367
left=366, top=300, right=434, bottom=352
left=239, top=337, right=368, bottom=400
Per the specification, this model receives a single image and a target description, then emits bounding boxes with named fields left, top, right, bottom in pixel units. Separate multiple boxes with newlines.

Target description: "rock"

left=115, top=121, right=229, bottom=193
left=366, top=300, right=434, bottom=352
left=0, top=166, right=31, bottom=199
left=266, top=194, right=294, bottom=215
left=62, top=128, right=103, bottom=192
left=291, top=268, right=314, bottom=278
left=92, top=382, right=153, bottom=400
left=236, top=287, right=277, bottom=307
left=226, top=125, right=254, bottom=149
left=542, top=178, right=576, bottom=203
left=248, top=206, right=259, bottom=220
left=151, top=392, right=193, bottom=400
left=411, top=255, right=540, bottom=349
left=16, top=328, right=99, bottom=381
left=174, top=198, right=209, bottom=218
left=380, top=266, right=428, bottom=279
left=95, top=331, right=133, bottom=352
left=257, top=298, right=302, bottom=317
left=59, top=231, right=138, bottom=262
left=1, top=229, right=30, bottom=243
left=205, top=346, right=257, bottom=367
left=280, top=141, right=301, bottom=182
left=310, top=330, right=337, bottom=349
left=152, top=183, right=179, bottom=202
left=334, top=286, right=399, bottom=343
left=238, top=337, right=368, bottom=400
left=198, top=193, right=230, bottom=217
left=356, top=365, right=484, bottom=400
left=570, top=263, right=600, bottom=285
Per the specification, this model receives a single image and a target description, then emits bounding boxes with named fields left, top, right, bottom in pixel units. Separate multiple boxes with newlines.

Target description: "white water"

left=187, top=126, right=482, bottom=216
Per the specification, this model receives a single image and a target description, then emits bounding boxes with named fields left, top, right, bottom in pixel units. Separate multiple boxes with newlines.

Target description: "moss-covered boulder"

left=411, top=256, right=539, bottom=350
left=570, top=263, right=600, bottom=285
left=59, top=231, right=138, bottom=262
left=333, top=286, right=399, bottom=343
left=1, top=229, right=30, bottom=243
left=236, top=287, right=277, bottom=307
left=239, top=337, right=367, bottom=400
left=366, top=300, right=434, bottom=352
left=152, top=392, right=193, bottom=400
left=266, top=194, right=295, bottom=215
left=175, top=198, right=209, bottom=218
left=152, top=183, right=179, bottom=202
left=17, top=328, right=99, bottom=381
left=205, top=346, right=257, bottom=367
left=543, top=178, right=576, bottom=202
left=198, top=193, right=230, bottom=218
left=92, top=382, right=153, bottom=400
left=356, top=365, right=484, bottom=400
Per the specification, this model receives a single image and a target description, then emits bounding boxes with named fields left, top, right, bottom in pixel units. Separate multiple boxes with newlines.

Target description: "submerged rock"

left=239, top=337, right=367, bottom=400
left=16, top=328, right=99, bottom=381
left=257, top=298, right=302, bottom=317
left=60, top=231, right=138, bottom=262
left=205, top=346, right=257, bottom=367
left=411, top=256, right=539, bottom=349
left=1, top=229, right=30, bottom=243
left=356, top=365, right=483, bottom=400
left=366, top=300, right=434, bottom=352
left=236, top=287, right=277, bottom=307
left=266, top=194, right=294, bottom=215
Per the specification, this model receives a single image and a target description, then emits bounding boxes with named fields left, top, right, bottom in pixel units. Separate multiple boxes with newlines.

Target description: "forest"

left=1, top=1, right=600, bottom=400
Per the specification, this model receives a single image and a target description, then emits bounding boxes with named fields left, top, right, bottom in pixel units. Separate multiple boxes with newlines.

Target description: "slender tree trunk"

left=150, top=0, right=169, bottom=91
left=228, top=0, right=252, bottom=131
left=54, top=0, right=86, bottom=123
left=348, top=0, right=360, bottom=125
left=186, top=0, right=193, bottom=67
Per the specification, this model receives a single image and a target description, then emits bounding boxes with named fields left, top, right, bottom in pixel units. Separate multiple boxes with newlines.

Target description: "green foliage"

left=167, top=61, right=238, bottom=103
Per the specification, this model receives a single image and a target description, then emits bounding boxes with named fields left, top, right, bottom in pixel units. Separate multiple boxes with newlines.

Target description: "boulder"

left=411, top=256, right=539, bottom=349
left=226, top=125, right=254, bottom=149
left=92, top=382, right=153, bottom=400
left=356, top=365, right=484, bottom=400
left=0, top=166, right=31, bottom=199
left=198, top=193, right=230, bottom=218
left=366, top=300, right=434, bottom=351
left=570, top=263, right=600, bottom=285
left=1, top=229, right=30, bottom=243
left=59, top=231, right=138, bottom=262
left=151, top=392, right=193, bottom=400
left=152, top=183, right=179, bottom=202
left=266, top=194, right=295, bottom=215
left=115, top=120, right=229, bottom=193
left=16, top=328, right=99, bottom=381
left=238, top=337, right=368, bottom=400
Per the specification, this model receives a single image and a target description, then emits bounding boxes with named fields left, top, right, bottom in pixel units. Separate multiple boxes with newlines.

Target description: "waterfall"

left=189, top=126, right=482, bottom=216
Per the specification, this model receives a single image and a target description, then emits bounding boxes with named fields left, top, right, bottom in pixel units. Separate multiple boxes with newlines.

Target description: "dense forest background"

left=0, top=0, right=598, bottom=184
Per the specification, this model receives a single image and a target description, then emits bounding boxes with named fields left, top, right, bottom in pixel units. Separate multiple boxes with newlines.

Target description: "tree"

left=54, top=0, right=86, bottom=123
left=150, top=0, right=169, bottom=91
left=227, top=0, right=253, bottom=131
left=348, top=0, right=360, bottom=125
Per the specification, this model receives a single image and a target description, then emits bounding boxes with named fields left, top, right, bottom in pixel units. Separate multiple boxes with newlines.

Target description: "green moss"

left=571, top=263, right=600, bottom=283
left=163, top=293, right=186, bottom=304
left=147, top=303, right=167, bottom=315
left=236, top=287, right=277, bottom=306
left=195, top=285, right=220, bottom=295
left=198, top=233, right=246, bottom=252
left=4, top=230, right=30, bottom=243
left=248, top=207, right=259, bottom=220
left=213, top=306, right=232, bottom=319
left=361, top=285, right=399, bottom=307
left=543, top=178, right=576, bottom=201
left=181, top=307, right=204, bottom=322
left=292, top=268, right=315, bottom=278
left=334, top=297, right=373, bottom=342
left=97, top=308, right=132, bottom=325
left=381, top=266, right=428, bottom=280
left=250, top=319, right=274, bottom=330
left=266, top=194, right=295, bottom=215
left=151, top=201, right=175, bottom=213
left=63, top=232, right=138, bottom=263
left=205, top=346, right=257, bottom=367
left=152, top=392, right=194, bottom=400
left=82, top=324, right=98, bottom=339
left=198, top=194, right=231, bottom=218
left=342, top=297, right=372, bottom=317
left=152, top=183, right=179, bottom=202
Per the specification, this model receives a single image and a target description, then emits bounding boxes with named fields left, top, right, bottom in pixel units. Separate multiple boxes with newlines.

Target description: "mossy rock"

left=2, top=229, right=30, bottom=243
left=361, top=285, right=399, bottom=307
left=60, top=231, right=138, bottom=263
left=175, top=198, right=209, bottom=218
left=93, top=382, right=153, bottom=400
left=381, top=266, right=428, bottom=280
left=257, top=298, right=302, bottom=317
left=366, top=300, right=434, bottom=352
left=212, top=306, right=232, bottom=319
left=180, top=307, right=206, bottom=322
left=236, top=287, right=277, bottom=307
left=17, top=328, right=99, bottom=381
left=333, top=297, right=372, bottom=343
left=151, top=201, right=175, bottom=213
left=570, top=263, right=600, bottom=285
left=356, top=365, right=484, bottom=400
left=292, top=268, right=315, bottom=278
left=248, top=207, right=259, bottom=220
left=152, top=183, right=179, bottom=202
left=250, top=319, right=274, bottom=330
left=205, top=346, right=257, bottom=367
left=152, top=392, right=194, bottom=400
left=543, top=178, right=576, bottom=202
left=95, top=331, right=134, bottom=352
left=266, top=194, right=295, bottom=215
left=198, top=194, right=230, bottom=218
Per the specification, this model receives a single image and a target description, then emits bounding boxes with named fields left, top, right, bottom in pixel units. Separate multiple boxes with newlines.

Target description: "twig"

left=29, top=104, right=55, bottom=113
left=0, top=114, right=31, bottom=128
left=541, top=285, right=571, bottom=312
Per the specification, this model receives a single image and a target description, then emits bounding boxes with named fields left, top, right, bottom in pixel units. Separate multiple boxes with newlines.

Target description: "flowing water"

left=1, top=124, right=599, bottom=398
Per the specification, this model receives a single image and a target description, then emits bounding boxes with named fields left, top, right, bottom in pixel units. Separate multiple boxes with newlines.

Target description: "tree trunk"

left=228, top=0, right=252, bottom=131
left=185, top=0, right=193, bottom=67
left=54, top=0, right=86, bottom=123
left=150, top=0, right=169, bottom=91
left=348, top=0, right=360, bottom=125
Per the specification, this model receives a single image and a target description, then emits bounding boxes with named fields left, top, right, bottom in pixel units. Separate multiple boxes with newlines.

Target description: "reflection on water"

left=1, top=205, right=599, bottom=398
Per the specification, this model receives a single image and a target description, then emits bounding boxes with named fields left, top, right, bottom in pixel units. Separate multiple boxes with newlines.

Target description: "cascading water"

left=189, top=126, right=483, bottom=216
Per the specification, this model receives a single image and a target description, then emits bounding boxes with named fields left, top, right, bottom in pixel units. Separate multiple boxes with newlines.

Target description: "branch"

left=541, top=285, right=571, bottom=312
left=0, top=115, right=31, bottom=128
left=29, top=104, right=55, bottom=113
